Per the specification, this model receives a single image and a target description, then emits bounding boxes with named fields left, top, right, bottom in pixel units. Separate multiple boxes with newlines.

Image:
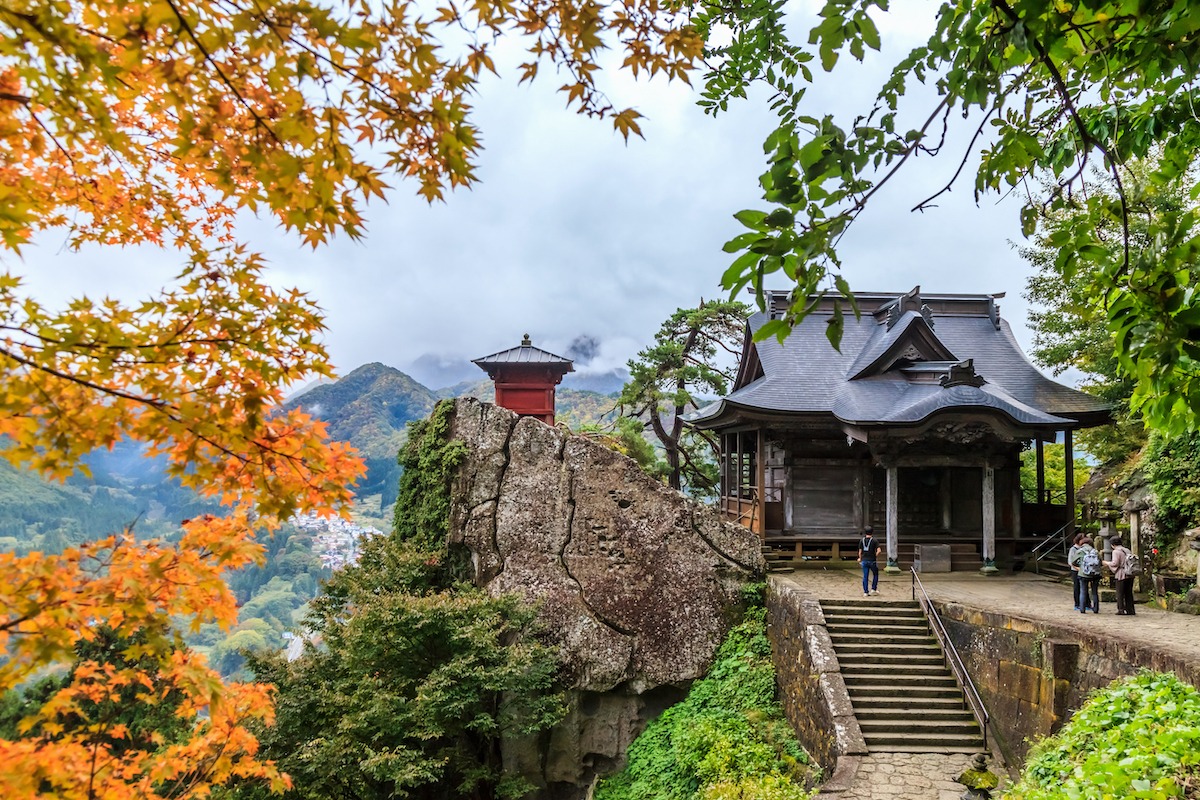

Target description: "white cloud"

left=16, top=0, right=1055, bottom=386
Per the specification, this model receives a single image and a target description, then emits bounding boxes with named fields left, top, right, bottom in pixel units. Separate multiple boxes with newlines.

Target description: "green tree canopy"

left=702, top=0, right=1200, bottom=432
left=618, top=300, right=750, bottom=495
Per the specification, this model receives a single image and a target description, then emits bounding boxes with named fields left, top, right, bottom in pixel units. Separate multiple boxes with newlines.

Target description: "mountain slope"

left=284, top=362, right=439, bottom=509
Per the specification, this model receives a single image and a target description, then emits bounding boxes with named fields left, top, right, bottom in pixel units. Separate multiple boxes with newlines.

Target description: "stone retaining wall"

left=766, top=577, right=866, bottom=791
left=934, top=600, right=1200, bottom=765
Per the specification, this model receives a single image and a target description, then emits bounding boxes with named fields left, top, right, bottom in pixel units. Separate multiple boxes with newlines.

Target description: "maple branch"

left=161, top=0, right=282, bottom=145
left=0, top=91, right=30, bottom=104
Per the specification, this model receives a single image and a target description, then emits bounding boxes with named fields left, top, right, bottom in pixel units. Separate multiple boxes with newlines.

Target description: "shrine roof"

left=472, top=335, right=575, bottom=372
left=687, top=287, right=1109, bottom=430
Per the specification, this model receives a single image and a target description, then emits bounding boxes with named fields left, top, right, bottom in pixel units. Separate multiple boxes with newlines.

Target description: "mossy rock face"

left=957, top=767, right=1000, bottom=790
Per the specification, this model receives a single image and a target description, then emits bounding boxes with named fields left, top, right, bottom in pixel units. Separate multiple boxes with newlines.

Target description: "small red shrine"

left=473, top=335, right=574, bottom=425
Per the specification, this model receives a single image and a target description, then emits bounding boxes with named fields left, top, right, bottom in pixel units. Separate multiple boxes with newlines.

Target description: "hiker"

left=1074, top=538, right=1102, bottom=613
left=1104, top=536, right=1136, bottom=616
left=858, top=526, right=881, bottom=597
left=1067, top=533, right=1087, bottom=611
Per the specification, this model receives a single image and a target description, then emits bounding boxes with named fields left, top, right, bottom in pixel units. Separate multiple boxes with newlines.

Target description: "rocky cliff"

left=442, top=398, right=764, bottom=795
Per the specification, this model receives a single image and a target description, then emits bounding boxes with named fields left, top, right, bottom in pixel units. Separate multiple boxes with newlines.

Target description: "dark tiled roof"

left=687, top=290, right=1109, bottom=429
left=472, top=335, right=574, bottom=371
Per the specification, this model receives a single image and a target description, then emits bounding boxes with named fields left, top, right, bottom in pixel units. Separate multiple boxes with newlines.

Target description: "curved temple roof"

left=687, top=288, right=1109, bottom=431
left=472, top=334, right=575, bottom=374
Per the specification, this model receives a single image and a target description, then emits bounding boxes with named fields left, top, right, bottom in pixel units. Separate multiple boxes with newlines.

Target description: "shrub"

left=1005, top=671, right=1200, bottom=799
left=595, top=604, right=814, bottom=800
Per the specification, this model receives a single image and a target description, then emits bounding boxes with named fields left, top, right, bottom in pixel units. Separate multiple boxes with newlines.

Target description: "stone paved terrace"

left=776, top=567, right=1200, bottom=799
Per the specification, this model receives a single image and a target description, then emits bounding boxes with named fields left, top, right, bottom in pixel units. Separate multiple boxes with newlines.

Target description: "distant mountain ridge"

left=0, top=360, right=622, bottom=553
left=285, top=362, right=620, bottom=514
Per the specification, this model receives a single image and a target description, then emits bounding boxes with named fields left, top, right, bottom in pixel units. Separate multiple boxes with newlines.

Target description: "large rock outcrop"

left=443, top=399, right=763, bottom=794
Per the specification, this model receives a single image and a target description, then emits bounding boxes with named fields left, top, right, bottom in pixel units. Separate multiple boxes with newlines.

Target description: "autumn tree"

left=699, top=0, right=1200, bottom=432
left=619, top=300, right=749, bottom=494
left=0, top=0, right=700, bottom=795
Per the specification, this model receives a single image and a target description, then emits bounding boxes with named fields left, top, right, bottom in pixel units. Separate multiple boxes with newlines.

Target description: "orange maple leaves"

left=0, top=0, right=700, bottom=796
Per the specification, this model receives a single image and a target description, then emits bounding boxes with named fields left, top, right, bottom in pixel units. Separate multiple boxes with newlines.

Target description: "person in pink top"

left=1104, top=536, right=1136, bottom=616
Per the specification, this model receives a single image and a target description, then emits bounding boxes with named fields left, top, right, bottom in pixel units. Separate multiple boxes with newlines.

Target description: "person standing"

left=1075, top=539, right=1102, bottom=613
left=858, top=526, right=881, bottom=597
left=1104, top=536, right=1136, bottom=615
left=1067, top=533, right=1087, bottom=611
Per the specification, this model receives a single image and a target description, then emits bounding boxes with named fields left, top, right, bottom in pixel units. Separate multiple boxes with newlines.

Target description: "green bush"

left=1145, top=430, right=1200, bottom=535
left=1005, top=671, right=1200, bottom=799
left=595, top=604, right=814, bottom=800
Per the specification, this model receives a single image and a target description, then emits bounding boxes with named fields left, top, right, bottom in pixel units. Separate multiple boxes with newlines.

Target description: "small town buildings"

left=473, top=335, right=574, bottom=425
left=686, top=287, right=1110, bottom=572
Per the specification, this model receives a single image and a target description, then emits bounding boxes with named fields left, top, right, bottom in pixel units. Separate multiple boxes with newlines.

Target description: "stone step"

left=859, top=718, right=981, bottom=737
left=826, top=618, right=929, bottom=630
left=820, top=618, right=921, bottom=628
left=838, top=653, right=946, bottom=667
left=827, top=623, right=931, bottom=637
left=823, top=599, right=921, bottom=609
left=856, top=707, right=976, bottom=722
left=855, top=695, right=968, bottom=710
left=820, top=604, right=921, bottom=618
left=842, top=663, right=952, bottom=678
left=844, top=677, right=961, bottom=694
left=866, top=741, right=987, bottom=755
left=827, top=632, right=937, bottom=646
left=834, top=641, right=943, bottom=655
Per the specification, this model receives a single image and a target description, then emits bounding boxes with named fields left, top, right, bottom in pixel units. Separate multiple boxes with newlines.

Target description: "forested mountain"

left=285, top=362, right=439, bottom=513
left=0, top=360, right=621, bottom=676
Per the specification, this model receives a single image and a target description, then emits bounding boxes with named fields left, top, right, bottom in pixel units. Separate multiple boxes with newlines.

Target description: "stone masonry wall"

left=766, top=578, right=867, bottom=791
left=935, top=600, right=1200, bottom=766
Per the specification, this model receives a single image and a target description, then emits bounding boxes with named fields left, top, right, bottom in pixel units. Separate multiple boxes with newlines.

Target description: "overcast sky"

left=16, top=1, right=1055, bottom=391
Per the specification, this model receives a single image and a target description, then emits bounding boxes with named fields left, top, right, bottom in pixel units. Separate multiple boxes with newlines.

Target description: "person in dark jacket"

left=858, top=526, right=881, bottom=597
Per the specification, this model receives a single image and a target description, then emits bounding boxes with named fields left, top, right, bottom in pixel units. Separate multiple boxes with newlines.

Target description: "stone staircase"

left=1030, top=547, right=1072, bottom=581
left=822, top=598, right=986, bottom=754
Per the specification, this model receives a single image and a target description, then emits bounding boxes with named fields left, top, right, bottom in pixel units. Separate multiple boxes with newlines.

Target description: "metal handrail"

left=911, top=568, right=990, bottom=750
left=1029, top=520, right=1073, bottom=567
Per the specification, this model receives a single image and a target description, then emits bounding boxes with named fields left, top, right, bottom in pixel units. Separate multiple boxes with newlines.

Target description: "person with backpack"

left=1104, top=536, right=1137, bottom=615
left=1074, top=539, right=1102, bottom=613
left=858, top=526, right=881, bottom=597
left=1067, top=533, right=1087, bottom=611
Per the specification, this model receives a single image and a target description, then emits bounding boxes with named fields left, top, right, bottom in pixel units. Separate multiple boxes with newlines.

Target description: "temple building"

left=473, top=335, right=574, bottom=425
left=685, top=287, right=1110, bottom=572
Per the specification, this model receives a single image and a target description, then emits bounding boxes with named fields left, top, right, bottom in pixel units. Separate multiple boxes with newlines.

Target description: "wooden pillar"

left=1064, top=430, right=1076, bottom=536
left=886, top=466, right=900, bottom=573
left=1128, top=509, right=1144, bottom=593
left=1012, top=477, right=1023, bottom=538
left=939, top=469, right=952, bottom=530
left=755, top=432, right=765, bottom=537
left=981, top=462, right=998, bottom=574
left=1035, top=437, right=1046, bottom=504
